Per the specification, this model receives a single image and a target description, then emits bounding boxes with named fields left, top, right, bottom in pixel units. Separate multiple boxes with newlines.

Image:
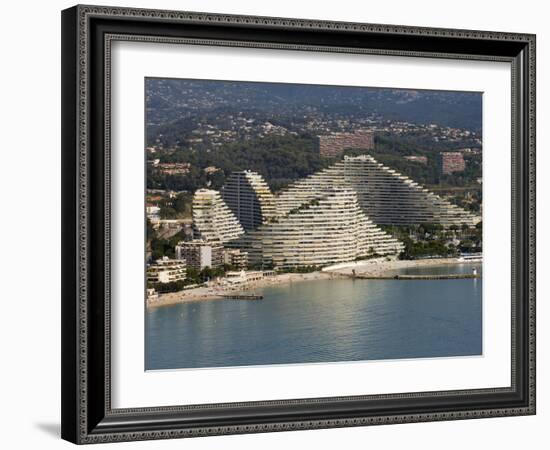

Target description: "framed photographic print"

left=61, top=5, right=536, bottom=444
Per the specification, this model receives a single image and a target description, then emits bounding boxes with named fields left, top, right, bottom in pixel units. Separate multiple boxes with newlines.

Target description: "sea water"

left=145, top=264, right=482, bottom=370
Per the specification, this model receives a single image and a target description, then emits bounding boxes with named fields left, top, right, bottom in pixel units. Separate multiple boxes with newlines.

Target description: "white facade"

left=232, top=188, right=403, bottom=268
left=277, top=155, right=480, bottom=227
left=225, top=270, right=265, bottom=284
left=192, top=189, right=244, bottom=244
left=147, top=257, right=187, bottom=284
left=146, top=205, right=161, bottom=220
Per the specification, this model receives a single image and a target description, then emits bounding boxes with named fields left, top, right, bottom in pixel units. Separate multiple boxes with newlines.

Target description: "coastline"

left=147, top=271, right=338, bottom=308
left=325, top=257, right=480, bottom=277
left=147, top=257, right=479, bottom=309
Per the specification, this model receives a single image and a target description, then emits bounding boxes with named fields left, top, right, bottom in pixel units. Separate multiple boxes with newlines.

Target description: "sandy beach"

left=147, top=271, right=338, bottom=308
left=324, top=257, right=479, bottom=276
left=147, top=258, right=479, bottom=308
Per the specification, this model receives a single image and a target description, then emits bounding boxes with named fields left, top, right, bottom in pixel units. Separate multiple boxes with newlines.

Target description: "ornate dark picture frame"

left=61, top=4, right=536, bottom=444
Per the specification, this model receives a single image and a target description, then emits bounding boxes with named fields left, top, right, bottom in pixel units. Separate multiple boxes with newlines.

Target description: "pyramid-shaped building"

left=192, top=189, right=244, bottom=244
left=221, top=170, right=277, bottom=231
left=230, top=187, right=403, bottom=268
left=276, top=155, right=480, bottom=227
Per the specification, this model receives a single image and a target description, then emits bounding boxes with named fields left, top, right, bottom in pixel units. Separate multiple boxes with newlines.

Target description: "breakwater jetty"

left=350, top=273, right=480, bottom=280
left=221, top=294, right=263, bottom=300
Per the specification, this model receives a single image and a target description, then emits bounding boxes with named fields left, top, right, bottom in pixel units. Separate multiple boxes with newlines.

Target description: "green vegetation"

left=149, top=231, right=185, bottom=260
left=374, top=133, right=478, bottom=155
left=156, top=192, right=193, bottom=219
left=148, top=134, right=332, bottom=193
left=148, top=165, right=215, bottom=192
left=248, top=261, right=275, bottom=271
left=380, top=223, right=482, bottom=260
left=146, top=218, right=156, bottom=240
left=399, top=238, right=457, bottom=260
left=184, top=265, right=231, bottom=284
left=354, top=253, right=382, bottom=261
left=147, top=117, right=196, bottom=149
left=152, top=280, right=187, bottom=294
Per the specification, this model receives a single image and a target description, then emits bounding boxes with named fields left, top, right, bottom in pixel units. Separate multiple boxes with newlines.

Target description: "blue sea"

left=145, top=264, right=482, bottom=370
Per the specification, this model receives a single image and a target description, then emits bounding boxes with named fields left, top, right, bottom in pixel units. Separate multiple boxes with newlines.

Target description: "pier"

left=351, top=273, right=480, bottom=280
left=221, top=294, right=263, bottom=300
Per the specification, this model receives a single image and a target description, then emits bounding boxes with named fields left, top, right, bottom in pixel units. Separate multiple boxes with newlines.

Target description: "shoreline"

left=325, top=257, right=480, bottom=277
left=147, top=257, right=480, bottom=309
left=147, top=271, right=339, bottom=308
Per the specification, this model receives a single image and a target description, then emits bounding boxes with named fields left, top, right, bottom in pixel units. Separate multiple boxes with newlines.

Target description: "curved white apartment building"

left=277, top=155, right=480, bottom=227
left=231, top=188, right=403, bottom=268
left=192, top=189, right=244, bottom=244
left=221, top=170, right=277, bottom=231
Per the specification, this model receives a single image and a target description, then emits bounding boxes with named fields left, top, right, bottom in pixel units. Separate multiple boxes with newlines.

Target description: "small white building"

left=146, top=205, right=161, bottom=221
left=146, top=288, right=159, bottom=303
left=225, top=270, right=264, bottom=285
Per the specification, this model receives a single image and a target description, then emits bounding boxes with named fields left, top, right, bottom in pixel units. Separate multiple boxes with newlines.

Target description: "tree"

left=146, top=134, right=331, bottom=194
left=146, top=219, right=156, bottom=241
left=185, top=267, right=200, bottom=284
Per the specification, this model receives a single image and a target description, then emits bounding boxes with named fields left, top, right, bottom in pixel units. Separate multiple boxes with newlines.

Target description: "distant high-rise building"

left=439, top=151, right=466, bottom=175
left=221, top=171, right=276, bottom=231
left=318, top=130, right=374, bottom=157
left=192, top=189, right=244, bottom=244
left=277, top=155, right=479, bottom=227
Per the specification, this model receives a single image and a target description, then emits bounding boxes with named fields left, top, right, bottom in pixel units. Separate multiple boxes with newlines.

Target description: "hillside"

left=146, top=78, right=482, bottom=134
